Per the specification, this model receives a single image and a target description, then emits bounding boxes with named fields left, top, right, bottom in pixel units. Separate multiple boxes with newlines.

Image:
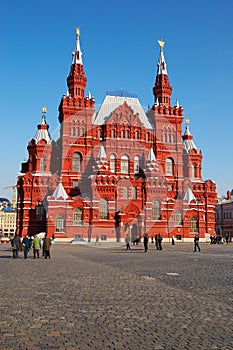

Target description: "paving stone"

left=0, top=242, right=233, bottom=349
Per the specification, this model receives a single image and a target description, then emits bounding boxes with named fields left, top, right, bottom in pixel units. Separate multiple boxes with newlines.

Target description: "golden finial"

left=76, top=27, right=80, bottom=36
left=158, top=39, right=165, bottom=49
left=184, top=117, right=190, bottom=126
left=42, top=105, right=47, bottom=114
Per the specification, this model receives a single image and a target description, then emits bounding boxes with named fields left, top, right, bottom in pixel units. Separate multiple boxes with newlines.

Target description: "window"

left=35, top=202, right=45, bottom=221
left=152, top=200, right=160, bottom=220
left=111, top=129, right=115, bottom=138
left=134, top=156, right=140, bottom=174
left=40, top=158, right=45, bottom=171
left=74, top=208, right=82, bottom=225
left=71, top=127, right=75, bottom=136
left=132, top=187, right=137, bottom=199
left=121, top=155, right=129, bottom=174
left=135, top=131, right=139, bottom=139
left=123, top=187, right=129, bottom=199
left=110, top=154, right=116, bottom=173
left=174, top=210, right=182, bottom=226
left=190, top=217, right=198, bottom=233
left=99, top=199, right=108, bottom=220
left=56, top=215, right=65, bottom=232
left=72, top=153, right=81, bottom=172
left=166, top=158, right=173, bottom=176
left=121, top=130, right=125, bottom=138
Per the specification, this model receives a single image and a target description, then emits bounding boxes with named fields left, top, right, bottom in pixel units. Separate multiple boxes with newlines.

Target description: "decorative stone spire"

left=67, top=27, right=87, bottom=99
left=72, top=27, right=83, bottom=65
left=157, top=39, right=168, bottom=75
left=33, top=106, right=52, bottom=144
left=153, top=39, right=172, bottom=107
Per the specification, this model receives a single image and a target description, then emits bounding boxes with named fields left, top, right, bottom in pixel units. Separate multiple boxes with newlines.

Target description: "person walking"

left=172, top=235, right=175, bottom=245
left=125, top=234, right=131, bottom=250
left=22, top=235, right=31, bottom=259
left=43, top=234, right=52, bottom=259
left=32, top=235, right=41, bottom=258
left=155, top=234, right=159, bottom=250
left=95, top=235, right=100, bottom=246
left=158, top=233, right=163, bottom=250
left=11, top=234, right=21, bottom=259
left=194, top=233, right=201, bottom=252
left=144, top=233, right=149, bottom=252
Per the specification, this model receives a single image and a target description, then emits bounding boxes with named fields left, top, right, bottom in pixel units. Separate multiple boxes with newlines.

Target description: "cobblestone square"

left=0, top=242, right=232, bottom=350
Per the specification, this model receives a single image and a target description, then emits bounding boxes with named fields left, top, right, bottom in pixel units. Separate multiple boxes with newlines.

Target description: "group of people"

left=10, top=233, right=52, bottom=259
left=125, top=233, right=163, bottom=252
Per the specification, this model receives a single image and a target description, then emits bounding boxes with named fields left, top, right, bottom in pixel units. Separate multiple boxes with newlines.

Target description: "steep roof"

left=93, top=95, right=153, bottom=129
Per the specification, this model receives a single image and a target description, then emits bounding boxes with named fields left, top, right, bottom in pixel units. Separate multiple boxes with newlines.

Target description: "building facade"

left=17, top=29, right=217, bottom=242
left=215, top=191, right=233, bottom=241
left=0, top=208, right=17, bottom=242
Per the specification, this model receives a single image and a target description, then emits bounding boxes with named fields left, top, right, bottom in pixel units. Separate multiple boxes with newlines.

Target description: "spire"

left=153, top=39, right=172, bottom=107
left=67, top=27, right=87, bottom=99
left=72, top=27, right=83, bottom=65
left=157, top=39, right=168, bottom=75
left=33, top=106, right=52, bottom=144
left=182, top=118, right=198, bottom=153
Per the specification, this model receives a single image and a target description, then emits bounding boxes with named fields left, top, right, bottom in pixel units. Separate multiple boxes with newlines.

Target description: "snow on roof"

left=93, top=95, right=153, bottom=129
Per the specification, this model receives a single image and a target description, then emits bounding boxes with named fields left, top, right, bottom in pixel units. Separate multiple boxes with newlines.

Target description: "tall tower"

left=58, top=28, right=95, bottom=195
left=149, top=40, right=184, bottom=198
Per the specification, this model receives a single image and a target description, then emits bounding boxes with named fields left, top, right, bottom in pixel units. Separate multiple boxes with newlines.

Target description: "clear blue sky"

left=1, top=0, right=233, bottom=201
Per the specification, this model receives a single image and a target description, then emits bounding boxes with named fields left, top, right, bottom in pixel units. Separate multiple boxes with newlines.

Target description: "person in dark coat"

left=144, top=233, right=149, bottom=252
left=194, top=233, right=201, bottom=252
left=158, top=233, right=163, bottom=250
left=155, top=234, right=159, bottom=250
left=11, top=234, right=21, bottom=258
left=22, top=235, right=31, bottom=259
left=43, top=234, right=52, bottom=259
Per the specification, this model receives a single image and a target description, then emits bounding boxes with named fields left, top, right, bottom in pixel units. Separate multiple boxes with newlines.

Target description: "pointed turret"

left=33, top=106, right=52, bottom=145
left=182, top=118, right=198, bottom=153
left=153, top=39, right=172, bottom=107
left=67, top=27, right=87, bottom=99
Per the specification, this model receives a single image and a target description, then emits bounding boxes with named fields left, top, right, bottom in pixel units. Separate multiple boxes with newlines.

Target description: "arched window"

left=40, top=158, right=45, bottom=171
left=121, top=130, right=125, bottom=138
left=123, top=187, right=129, bottom=199
left=99, top=199, right=108, bottom=220
left=163, top=133, right=167, bottom=143
left=110, top=154, right=116, bottom=173
left=166, top=158, right=173, bottom=176
left=71, top=127, right=75, bottom=136
left=74, top=208, right=82, bottom=225
left=135, top=131, right=139, bottom=139
left=111, top=129, right=115, bottom=138
left=190, top=217, right=198, bottom=233
left=132, top=187, right=137, bottom=199
left=72, top=153, right=81, bottom=172
left=56, top=215, right=65, bottom=232
left=121, top=155, right=129, bottom=174
left=152, top=200, right=161, bottom=220
left=134, top=156, right=140, bottom=174
left=174, top=210, right=182, bottom=226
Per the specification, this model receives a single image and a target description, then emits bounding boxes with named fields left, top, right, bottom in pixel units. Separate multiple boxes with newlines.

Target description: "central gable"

left=107, top=101, right=144, bottom=128
left=93, top=94, right=153, bottom=129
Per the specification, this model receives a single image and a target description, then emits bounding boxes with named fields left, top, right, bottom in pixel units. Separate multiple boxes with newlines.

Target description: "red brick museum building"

left=16, top=29, right=217, bottom=242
